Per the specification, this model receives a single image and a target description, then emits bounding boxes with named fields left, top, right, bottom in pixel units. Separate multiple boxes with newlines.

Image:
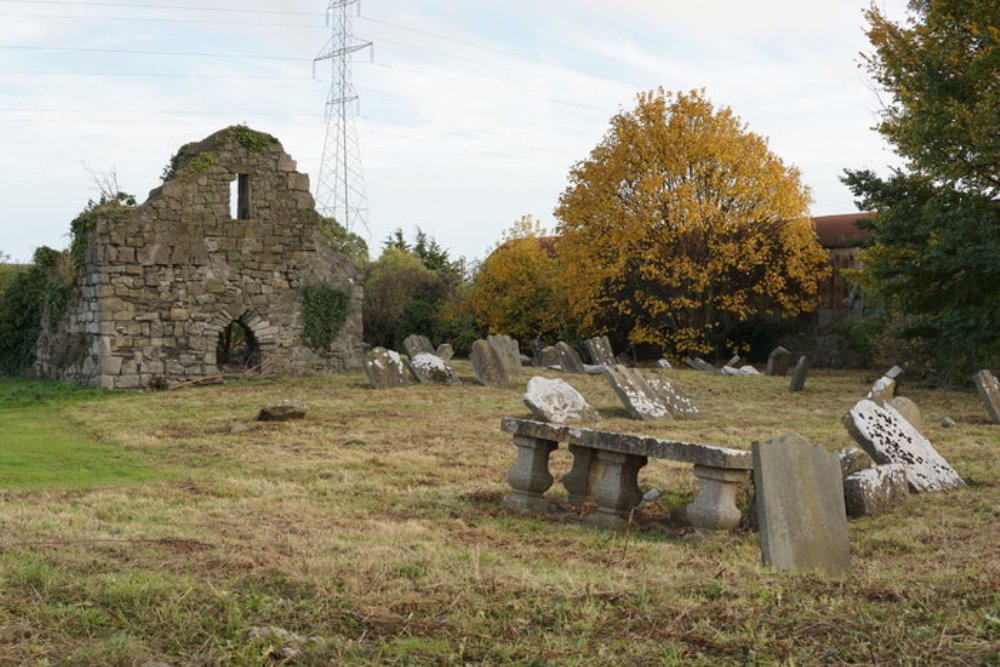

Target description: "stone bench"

left=499, top=418, right=753, bottom=534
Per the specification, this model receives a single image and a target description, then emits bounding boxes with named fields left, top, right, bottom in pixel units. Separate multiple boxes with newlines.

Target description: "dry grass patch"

left=0, top=367, right=997, bottom=664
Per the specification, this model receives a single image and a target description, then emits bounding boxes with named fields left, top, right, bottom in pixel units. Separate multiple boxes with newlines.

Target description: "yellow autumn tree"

left=471, top=215, right=565, bottom=342
left=555, top=89, right=829, bottom=356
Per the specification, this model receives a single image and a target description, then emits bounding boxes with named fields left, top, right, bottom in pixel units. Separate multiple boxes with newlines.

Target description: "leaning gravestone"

left=866, top=376, right=896, bottom=403
left=487, top=334, right=522, bottom=374
left=842, top=399, right=964, bottom=493
left=765, top=346, right=795, bottom=375
left=883, top=396, right=921, bottom=430
left=409, top=352, right=461, bottom=386
left=470, top=339, right=510, bottom=389
left=402, top=334, right=435, bottom=359
left=843, top=464, right=910, bottom=518
left=364, top=347, right=409, bottom=389
left=555, top=341, right=586, bottom=374
left=539, top=345, right=561, bottom=368
left=435, top=343, right=454, bottom=362
left=885, top=365, right=904, bottom=391
left=641, top=372, right=699, bottom=417
left=685, top=357, right=717, bottom=373
left=584, top=336, right=616, bottom=367
left=530, top=338, right=546, bottom=366
left=522, top=376, right=600, bottom=423
left=656, top=358, right=672, bottom=369
left=603, top=365, right=672, bottom=420
left=752, top=433, right=850, bottom=576
left=788, top=355, right=810, bottom=392
left=972, top=369, right=1000, bottom=424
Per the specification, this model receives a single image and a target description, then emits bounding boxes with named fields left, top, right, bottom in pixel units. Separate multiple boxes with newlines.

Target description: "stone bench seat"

left=500, top=417, right=752, bottom=534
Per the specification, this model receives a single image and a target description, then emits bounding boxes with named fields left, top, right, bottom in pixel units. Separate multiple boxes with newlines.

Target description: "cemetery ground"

left=0, top=367, right=997, bottom=665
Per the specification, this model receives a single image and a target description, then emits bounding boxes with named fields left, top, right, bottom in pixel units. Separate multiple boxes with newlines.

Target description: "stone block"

left=523, top=376, right=599, bottom=424
left=752, top=433, right=850, bottom=576
left=364, top=347, right=409, bottom=389
left=843, top=464, right=909, bottom=518
left=409, top=352, right=460, bottom=386
left=257, top=400, right=306, bottom=421
left=866, top=376, right=896, bottom=403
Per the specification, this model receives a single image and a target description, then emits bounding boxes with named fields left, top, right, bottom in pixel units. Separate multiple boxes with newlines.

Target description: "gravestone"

left=402, top=334, right=435, bottom=359
left=843, top=464, right=910, bottom=518
left=842, top=399, right=964, bottom=493
left=363, top=347, right=409, bottom=389
left=487, top=334, right=522, bottom=374
left=752, top=433, right=850, bottom=576
left=972, top=369, right=1000, bottom=424
left=738, top=365, right=761, bottom=376
left=838, top=446, right=873, bottom=478
left=642, top=373, right=700, bottom=416
left=884, top=396, right=921, bottom=430
left=788, top=355, right=810, bottom=392
left=656, top=359, right=672, bottom=369
left=530, top=338, right=545, bottom=366
left=726, top=355, right=743, bottom=368
left=685, top=357, right=717, bottom=373
left=522, top=376, right=600, bottom=423
left=765, top=346, right=795, bottom=376
left=555, top=341, right=586, bottom=374
left=539, top=345, right=561, bottom=367
left=257, top=400, right=307, bottom=421
left=885, top=365, right=904, bottom=391
left=435, top=343, right=454, bottom=362
left=603, top=365, right=672, bottom=420
left=584, top=336, right=616, bottom=367
left=470, top=339, right=510, bottom=388
left=409, top=352, right=461, bottom=386
left=866, top=376, right=896, bottom=403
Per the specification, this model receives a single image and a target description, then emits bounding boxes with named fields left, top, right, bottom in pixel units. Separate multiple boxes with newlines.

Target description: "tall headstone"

left=470, top=339, right=511, bottom=388
left=409, top=352, right=461, bottom=386
left=842, top=399, right=964, bottom=493
left=603, top=365, right=672, bottom=420
left=641, top=372, right=699, bottom=417
left=522, top=376, right=600, bottom=423
left=363, top=347, right=409, bottom=389
left=402, top=334, right=435, bottom=359
left=973, top=369, right=1000, bottom=424
left=585, top=336, right=616, bottom=367
left=752, top=433, right=850, bottom=576
left=487, top=334, right=522, bottom=374
left=555, top=341, right=586, bottom=374
left=765, top=346, right=795, bottom=376
left=788, top=355, right=810, bottom=392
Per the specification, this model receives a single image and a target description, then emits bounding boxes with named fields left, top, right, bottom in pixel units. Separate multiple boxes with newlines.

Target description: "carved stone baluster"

left=686, top=465, right=751, bottom=534
left=561, top=444, right=598, bottom=506
left=586, top=450, right=647, bottom=527
left=501, top=435, right=558, bottom=513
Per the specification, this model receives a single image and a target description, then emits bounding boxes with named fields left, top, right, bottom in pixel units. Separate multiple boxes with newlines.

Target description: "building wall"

left=35, top=127, right=364, bottom=389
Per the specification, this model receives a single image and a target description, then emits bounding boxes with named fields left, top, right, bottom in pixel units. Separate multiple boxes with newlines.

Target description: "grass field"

left=0, top=366, right=997, bottom=665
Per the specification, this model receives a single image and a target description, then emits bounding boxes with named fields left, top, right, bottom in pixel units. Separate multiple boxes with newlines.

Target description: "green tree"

left=555, top=89, right=829, bottom=357
left=0, top=247, right=71, bottom=376
left=319, top=217, right=369, bottom=267
left=842, top=0, right=1000, bottom=378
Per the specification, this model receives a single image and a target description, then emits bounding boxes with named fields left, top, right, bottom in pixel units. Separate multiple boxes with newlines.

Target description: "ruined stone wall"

left=36, top=126, right=364, bottom=389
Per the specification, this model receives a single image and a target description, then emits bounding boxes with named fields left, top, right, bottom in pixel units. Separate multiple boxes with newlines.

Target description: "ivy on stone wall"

left=229, top=124, right=276, bottom=151
left=69, top=193, right=137, bottom=269
left=301, top=284, right=350, bottom=351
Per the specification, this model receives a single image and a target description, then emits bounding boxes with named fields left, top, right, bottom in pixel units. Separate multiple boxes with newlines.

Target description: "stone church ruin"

left=36, top=126, right=364, bottom=389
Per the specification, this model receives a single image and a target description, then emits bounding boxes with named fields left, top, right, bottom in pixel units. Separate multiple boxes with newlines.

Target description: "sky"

left=0, top=0, right=911, bottom=265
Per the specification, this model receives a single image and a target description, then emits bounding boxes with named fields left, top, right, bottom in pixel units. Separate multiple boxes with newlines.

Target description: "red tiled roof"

left=812, top=213, right=873, bottom=248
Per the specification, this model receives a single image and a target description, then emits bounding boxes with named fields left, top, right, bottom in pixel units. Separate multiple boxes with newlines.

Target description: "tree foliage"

left=471, top=215, right=565, bottom=342
left=843, top=0, right=1000, bottom=378
left=555, top=89, right=829, bottom=356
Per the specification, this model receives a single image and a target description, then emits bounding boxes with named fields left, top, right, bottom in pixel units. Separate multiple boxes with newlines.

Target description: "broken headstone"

left=584, top=336, right=616, bottom=367
left=555, top=341, right=586, bottom=374
left=603, top=365, right=672, bottom=420
left=883, top=396, right=921, bottom=430
left=409, top=352, right=461, bottom=386
left=435, top=343, right=454, bottom=362
left=765, top=346, right=795, bottom=376
left=843, top=464, right=910, bottom=518
left=402, top=334, right=435, bottom=359
left=257, top=400, right=306, bottom=421
left=866, top=376, right=896, bottom=403
left=469, top=339, right=510, bottom=388
left=641, top=372, right=700, bottom=417
left=539, top=345, right=560, bottom=368
left=363, top=347, right=409, bottom=389
left=522, top=376, right=600, bottom=423
left=838, top=446, right=873, bottom=478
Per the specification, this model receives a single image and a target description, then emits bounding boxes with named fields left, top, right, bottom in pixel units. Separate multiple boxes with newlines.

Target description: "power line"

left=0, top=11, right=322, bottom=29
left=0, top=0, right=321, bottom=16
left=0, top=70, right=315, bottom=81
left=0, top=45, right=308, bottom=62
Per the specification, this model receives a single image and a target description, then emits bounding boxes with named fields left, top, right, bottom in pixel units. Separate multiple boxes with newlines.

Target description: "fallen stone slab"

left=470, top=339, right=510, bottom=388
left=973, top=369, right=1000, bottom=424
left=738, top=365, right=761, bottom=376
left=364, top=346, right=410, bottom=389
left=842, top=399, right=964, bottom=493
left=603, top=365, right=672, bottom=420
left=843, top=464, right=910, bottom=518
left=257, top=400, right=306, bottom=421
left=642, top=372, right=699, bottom=417
left=685, top=357, right=717, bottom=373
left=409, top=352, right=461, bottom=386
left=752, top=433, right=850, bottom=576
left=522, top=376, right=600, bottom=423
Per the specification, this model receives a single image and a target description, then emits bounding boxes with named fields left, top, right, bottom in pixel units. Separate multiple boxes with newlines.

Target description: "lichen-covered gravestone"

left=487, top=334, right=522, bottom=374
left=363, top=347, right=409, bottom=388
left=843, top=464, right=909, bottom=517
left=765, top=346, right=795, bottom=376
left=603, top=365, right=672, bottom=420
left=522, top=376, right=600, bottom=423
left=584, top=336, right=616, bottom=367
left=842, top=399, right=964, bottom=492
left=788, top=355, right=810, bottom=392
left=470, top=339, right=510, bottom=388
left=409, top=352, right=461, bottom=386
left=555, top=342, right=586, bottom=374
left=402, top=334, right=435, bottom=360
left=752, top=433, right=850, bottom=576
left=972, top=369, right=1000, bottom=424
left=641, top=372, right=699, bottom=417
left=866, top=376, right=896, bottom=403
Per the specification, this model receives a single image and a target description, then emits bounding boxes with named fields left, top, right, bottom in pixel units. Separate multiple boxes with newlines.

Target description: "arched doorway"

left=216, top=317, right=261, bottom=371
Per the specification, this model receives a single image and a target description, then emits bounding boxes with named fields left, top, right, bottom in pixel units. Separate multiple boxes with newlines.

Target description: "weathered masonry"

left=36, top=126, right=364, bottom=389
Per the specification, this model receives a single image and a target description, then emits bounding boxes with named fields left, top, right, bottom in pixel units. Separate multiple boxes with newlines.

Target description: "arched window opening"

left=216, top=319, right=260, bottom=371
